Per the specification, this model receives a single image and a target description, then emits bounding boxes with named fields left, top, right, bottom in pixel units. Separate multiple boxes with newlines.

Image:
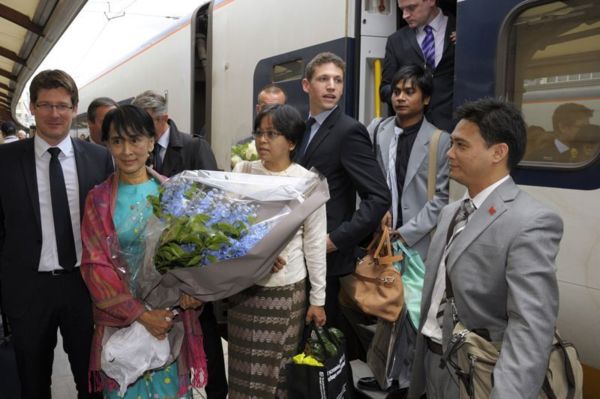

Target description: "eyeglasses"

left=35, top=102, right=73, bottom=114
left=252, top=130, right=282, bottom=140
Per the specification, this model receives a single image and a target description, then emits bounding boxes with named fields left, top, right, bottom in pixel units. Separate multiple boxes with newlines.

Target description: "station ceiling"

left=0, top=0, right=86, bottom=123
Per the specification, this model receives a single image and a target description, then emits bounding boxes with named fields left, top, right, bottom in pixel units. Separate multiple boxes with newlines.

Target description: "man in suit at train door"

left=381, top=0, right=456, bottom=132
left=132, top=90, right=227, bottom=398
left=296, top=52, right=390, bottom=330
left=408, top=98, right=563, bottom=399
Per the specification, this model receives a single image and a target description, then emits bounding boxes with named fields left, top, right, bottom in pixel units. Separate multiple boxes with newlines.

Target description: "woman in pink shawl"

left=80, top=105, right=207, bottom=398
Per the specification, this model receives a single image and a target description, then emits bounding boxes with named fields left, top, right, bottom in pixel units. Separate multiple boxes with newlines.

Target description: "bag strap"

left=427, top=129, right=442, bottom=201
left=374, top=227, right=403, bottom=265
left=541, top=333, right=577, bottom=399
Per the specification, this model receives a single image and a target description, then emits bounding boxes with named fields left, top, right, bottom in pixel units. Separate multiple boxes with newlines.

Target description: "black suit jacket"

left=297, top=107, right=390, bottom=276
left=160, top=120, right=218, bottom=177
left=0, top=138, right=114, bottom=317
left=380, top=14, right=456, bottom=132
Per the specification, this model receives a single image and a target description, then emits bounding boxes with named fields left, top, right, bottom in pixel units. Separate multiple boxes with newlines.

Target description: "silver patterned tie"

left=436, top=199, right=476, bottom=329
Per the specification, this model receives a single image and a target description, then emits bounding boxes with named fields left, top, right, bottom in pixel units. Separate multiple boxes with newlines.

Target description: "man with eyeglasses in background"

left=0, top=69, right=113, bottom=398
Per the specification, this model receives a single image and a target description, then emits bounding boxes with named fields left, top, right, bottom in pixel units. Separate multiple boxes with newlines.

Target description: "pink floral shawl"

left=80, top=170, right=207, bottom=394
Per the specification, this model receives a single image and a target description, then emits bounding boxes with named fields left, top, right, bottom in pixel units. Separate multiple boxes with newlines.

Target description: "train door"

left=191, top=2, right=211, bottom=139
left=456, top=1, right=600, bottom=396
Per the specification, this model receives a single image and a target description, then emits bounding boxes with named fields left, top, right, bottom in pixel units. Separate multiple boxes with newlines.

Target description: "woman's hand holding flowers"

left=137, top=309, right=174, bottom=340
left=179, top=293, right=203, bottom=310
left=271, top=256, right=286, bottom=273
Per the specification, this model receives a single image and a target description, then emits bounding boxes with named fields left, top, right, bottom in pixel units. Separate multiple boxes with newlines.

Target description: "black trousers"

left=8, top=270, right=97, bottom=399
left=200, top=302, right=228, bottom=398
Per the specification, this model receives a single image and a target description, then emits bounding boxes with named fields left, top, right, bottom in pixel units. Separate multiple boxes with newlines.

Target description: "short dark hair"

left=1, top=121, right=16, bottom=137
left=101, top=104, right=156, bottom=142
left=391, top=64, right=433, bottom=100
left=304, top=52, right=345, bottom=81
left=551, top=103, right=593, bottom=132
left=87, top=97, right=118, bottom=122
left=454, top=98, right=527, bottom=170
left=254, top=104, right=305, bottom=158
left=29, top=70, right=78, bottom=106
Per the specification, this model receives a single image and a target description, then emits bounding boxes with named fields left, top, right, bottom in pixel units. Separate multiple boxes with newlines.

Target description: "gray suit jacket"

left=409, top=177, right=563, bottom=399
left=367, top=116, right=450, bottom=259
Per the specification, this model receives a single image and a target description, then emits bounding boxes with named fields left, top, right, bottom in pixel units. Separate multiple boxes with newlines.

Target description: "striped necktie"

left=436, top=199, right=476, bottom=328
left=421, top=25, right=436, bottom=70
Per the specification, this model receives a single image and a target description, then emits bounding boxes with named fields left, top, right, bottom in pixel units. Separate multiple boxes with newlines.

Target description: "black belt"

left=426, top=337, right=443, bottom=355
left=38, top=268, right=78, bottom=276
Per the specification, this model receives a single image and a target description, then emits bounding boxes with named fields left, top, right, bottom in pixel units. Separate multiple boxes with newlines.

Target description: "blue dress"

left=105, top=179, right=190, bottom=399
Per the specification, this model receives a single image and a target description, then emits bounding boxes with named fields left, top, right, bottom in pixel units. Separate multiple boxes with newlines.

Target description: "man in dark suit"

left=381, top=0, right=455, bottom=132
left=86, top=97, right=117, bottom=146
left=408, top=99, right=563, bottom=399
left=532, top=102, right=598, bottom=164
left=297, top=52, right=390, bottom=327
left=132, top=90, right=226, bottom=398
left=132, top=90, right=218, bottom=176
left=0, top=69, right=114, bottom=398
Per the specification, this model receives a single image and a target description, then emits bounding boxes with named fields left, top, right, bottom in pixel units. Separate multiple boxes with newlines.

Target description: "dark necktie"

left=437, top=199, right=476, bottom=330
left=421, top=25, right=436, bottom=70
left=296, top=117, right=317, bottom=160
left=154, top=144, right=163, bottom=173
left=48, top=147, right=77, bottom=271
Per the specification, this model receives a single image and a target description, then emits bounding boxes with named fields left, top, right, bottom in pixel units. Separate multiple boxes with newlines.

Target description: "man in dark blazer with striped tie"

left=381, top=0, right=456, bottom=132
left=0, top=70, right=113, bottom=398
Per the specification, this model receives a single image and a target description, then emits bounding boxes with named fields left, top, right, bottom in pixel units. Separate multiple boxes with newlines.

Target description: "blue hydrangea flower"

left=149, top=178, right=272, bottom=272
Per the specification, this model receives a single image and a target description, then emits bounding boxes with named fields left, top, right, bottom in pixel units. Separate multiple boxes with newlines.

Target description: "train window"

left=365, top=0, right=392, bottom=15
left=272, top=59, right=304, bottom=83
left=502, top=0, right=600, bottom=168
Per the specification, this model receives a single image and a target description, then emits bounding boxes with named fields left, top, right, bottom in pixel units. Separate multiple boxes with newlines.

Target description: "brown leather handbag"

left=339, top=227, right=404, bottom=322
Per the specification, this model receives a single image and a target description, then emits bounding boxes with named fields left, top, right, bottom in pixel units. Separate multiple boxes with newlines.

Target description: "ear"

left=423, top=96, right=431, bottom=106
left=492, top=142, right=509, bottom=165
left=301, top=78, right=310, bottom=94
left=29, top=102, right=35, bottom=114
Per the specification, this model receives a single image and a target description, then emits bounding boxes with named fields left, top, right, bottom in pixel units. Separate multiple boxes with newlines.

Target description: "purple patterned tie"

left=421, top=25, right=435, bottom=70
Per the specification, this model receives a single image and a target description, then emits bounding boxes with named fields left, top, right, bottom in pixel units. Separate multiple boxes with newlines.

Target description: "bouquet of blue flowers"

left=148, top=180, right=272, bottom=274
left=136, top=169, right=329, bottom=308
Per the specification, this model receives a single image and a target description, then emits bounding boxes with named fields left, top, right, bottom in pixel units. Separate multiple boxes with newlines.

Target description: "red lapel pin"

left=488, top=206, right=496, bottom=215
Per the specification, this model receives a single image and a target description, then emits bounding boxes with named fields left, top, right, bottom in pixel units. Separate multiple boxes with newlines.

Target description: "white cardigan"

left=233, top=161, right=327, bottom=306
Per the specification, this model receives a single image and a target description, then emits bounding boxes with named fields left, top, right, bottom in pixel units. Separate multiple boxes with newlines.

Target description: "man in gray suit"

left=367, top=63, right=450, bottom=261
left=409, top=98, right=563, bottom=399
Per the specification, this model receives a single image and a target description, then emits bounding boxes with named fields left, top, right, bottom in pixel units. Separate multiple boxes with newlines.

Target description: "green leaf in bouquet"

left=212, top=221, right=247, bottom=239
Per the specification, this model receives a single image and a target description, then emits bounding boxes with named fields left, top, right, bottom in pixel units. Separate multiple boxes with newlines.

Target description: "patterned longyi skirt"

left=227, top=279, right=307, bottom=399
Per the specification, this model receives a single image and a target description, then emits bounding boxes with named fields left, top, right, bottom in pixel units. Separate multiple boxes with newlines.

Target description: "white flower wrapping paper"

left=136, top=169, right=330, bottom=308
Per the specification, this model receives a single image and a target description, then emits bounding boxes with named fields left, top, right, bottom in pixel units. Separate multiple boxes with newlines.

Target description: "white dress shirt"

left=306, top=107, right=337, bottom=149
left=233, top=161, right=327, bottom=306
left=2, top=135, right=18, bottom=144
left=421, top=175, right=510, bottom=342
left=415, top=8, right=448, bottom=68
left=35, top=135, right=82, bottom=271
